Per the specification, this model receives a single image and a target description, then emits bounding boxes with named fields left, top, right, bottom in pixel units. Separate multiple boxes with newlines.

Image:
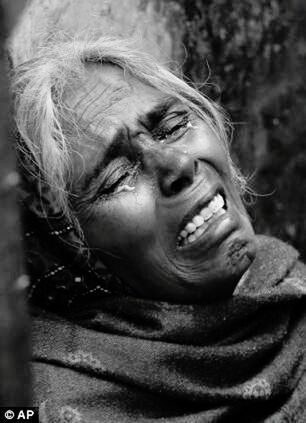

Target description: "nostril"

left=170, top=176, right=193, bottom=196
left=166, top=157, right=199, bottom=196
left=154, top=149, right=198, bottom=197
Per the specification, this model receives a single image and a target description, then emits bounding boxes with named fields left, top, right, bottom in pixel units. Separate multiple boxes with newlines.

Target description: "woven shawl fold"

left=32, top=236, right=306, bottom=422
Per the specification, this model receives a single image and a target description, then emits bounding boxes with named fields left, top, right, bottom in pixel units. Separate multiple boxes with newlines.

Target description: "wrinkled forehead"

left=65, top=63, right=163, bottom=139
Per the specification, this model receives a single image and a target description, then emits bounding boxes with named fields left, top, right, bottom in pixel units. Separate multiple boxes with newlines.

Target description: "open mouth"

left=177, top=189, right=227, bottom=248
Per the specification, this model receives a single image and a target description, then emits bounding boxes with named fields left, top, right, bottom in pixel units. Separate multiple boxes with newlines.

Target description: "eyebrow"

left=81, top=96, right=180, bottom=194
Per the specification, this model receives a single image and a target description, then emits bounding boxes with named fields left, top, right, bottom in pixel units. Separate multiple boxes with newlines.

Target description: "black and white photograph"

left=0, top=1, right=305, bottom=421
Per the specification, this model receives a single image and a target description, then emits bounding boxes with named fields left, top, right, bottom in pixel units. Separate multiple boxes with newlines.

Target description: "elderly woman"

left=13, top=38, right=306, bottom=422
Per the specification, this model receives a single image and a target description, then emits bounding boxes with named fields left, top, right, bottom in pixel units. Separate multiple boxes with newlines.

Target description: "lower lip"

left=178, top=208, right=237, bottom=253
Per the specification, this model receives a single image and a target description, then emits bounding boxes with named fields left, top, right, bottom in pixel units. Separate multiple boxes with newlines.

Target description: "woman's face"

left=69, top=64, right=257, bottom=303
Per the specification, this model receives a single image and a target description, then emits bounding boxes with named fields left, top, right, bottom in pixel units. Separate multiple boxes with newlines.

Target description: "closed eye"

left=101, top=171, right=131, bottom=195
left=153, top=113, right=191, bottom=143
left=95, top=158, right=139, bottom=199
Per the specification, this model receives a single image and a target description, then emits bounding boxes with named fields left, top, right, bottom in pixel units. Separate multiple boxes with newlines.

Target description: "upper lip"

left=178, top=184, right=225, bottom=235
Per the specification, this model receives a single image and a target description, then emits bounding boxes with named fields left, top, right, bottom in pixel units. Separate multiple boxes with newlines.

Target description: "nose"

left=144, top=145, right=198, bottom=197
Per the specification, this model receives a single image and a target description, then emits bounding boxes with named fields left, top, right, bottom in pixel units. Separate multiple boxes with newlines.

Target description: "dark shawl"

left=31, top=236, right=306, bottom=422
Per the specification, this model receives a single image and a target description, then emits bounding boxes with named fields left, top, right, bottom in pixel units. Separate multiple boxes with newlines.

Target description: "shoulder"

left=30, top=309, right=121, bottom=421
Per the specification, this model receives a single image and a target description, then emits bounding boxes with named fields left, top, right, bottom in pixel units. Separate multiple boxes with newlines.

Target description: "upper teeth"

left=178, top=193, right=225, bottom=245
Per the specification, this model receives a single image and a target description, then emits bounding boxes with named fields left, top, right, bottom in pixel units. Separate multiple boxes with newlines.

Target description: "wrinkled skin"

left=68, top=64, right=257, bottom=303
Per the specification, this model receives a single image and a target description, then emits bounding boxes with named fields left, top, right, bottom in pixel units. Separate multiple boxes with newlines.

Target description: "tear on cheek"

left=117, top=184, right=135, bottom=193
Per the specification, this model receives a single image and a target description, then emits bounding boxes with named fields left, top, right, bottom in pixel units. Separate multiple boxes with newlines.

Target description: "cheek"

left=83, top=184, right=157, bottom=254
left=187, top=125, right=231, bottom=176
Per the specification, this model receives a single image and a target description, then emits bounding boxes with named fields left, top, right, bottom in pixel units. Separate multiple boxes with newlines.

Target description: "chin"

left=216, top=234, right=256, bottom=291
left=177, top=230, right=258, bottom=303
